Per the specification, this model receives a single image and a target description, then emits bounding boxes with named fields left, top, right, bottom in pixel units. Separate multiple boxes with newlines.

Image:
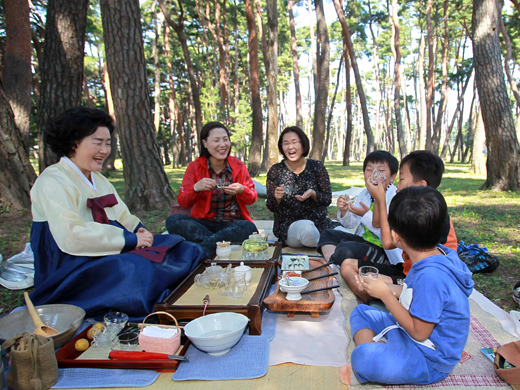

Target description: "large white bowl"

left=184, top=312, right=249, bottom=356
left=279, top=277, right=309, bottom=301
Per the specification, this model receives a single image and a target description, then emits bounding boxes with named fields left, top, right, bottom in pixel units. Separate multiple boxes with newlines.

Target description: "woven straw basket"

left=138, top=311, right=181, bottom=355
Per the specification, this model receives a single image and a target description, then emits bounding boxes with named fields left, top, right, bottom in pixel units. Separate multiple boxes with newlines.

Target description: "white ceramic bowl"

left=279, top=277, right=309, bottom=301
left=184, top=312, right=249, bottom=356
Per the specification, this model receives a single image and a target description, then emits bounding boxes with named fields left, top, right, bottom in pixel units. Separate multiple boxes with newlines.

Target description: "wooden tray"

left=56, top=325, right=190, bottom=372
left=263, top=257, right=336, bottom=318
left=154, top=243, right=281, bottom=336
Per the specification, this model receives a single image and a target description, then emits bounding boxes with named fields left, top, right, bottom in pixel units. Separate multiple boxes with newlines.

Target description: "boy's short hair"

left=400, top=150, right=444, bottom=188
left=363, top=150, right=399, bottom=175
left=388, top=186, right=447, bottom=251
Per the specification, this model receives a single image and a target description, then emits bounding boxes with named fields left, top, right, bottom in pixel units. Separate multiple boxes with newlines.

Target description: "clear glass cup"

left=104, top=311, right=129, bottom=339
left=359, top=266, right=379, bottom=283
left=91, top=330, right=114, bottom=348
left=217, top=273, right=247, bottom=299
left=112, top=331, right=140, bottom=351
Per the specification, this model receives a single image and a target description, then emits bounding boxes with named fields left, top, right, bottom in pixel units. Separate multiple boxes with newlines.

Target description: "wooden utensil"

left=23, top=292, right=59, bottom=336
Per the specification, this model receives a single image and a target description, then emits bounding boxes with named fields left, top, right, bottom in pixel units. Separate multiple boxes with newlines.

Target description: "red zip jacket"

left=177, top=156, right=257, bottom=223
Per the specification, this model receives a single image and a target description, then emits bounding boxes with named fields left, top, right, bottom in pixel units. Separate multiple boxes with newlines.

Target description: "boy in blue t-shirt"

left=350, top=186, right=474, bottom=385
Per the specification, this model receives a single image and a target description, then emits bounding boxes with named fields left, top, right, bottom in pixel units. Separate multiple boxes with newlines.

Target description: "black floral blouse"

left=266, top=159, right=339, bottom=242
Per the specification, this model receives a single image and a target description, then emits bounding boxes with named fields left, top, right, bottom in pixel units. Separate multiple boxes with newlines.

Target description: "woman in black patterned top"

left=266, top=126, right=340, bottom=247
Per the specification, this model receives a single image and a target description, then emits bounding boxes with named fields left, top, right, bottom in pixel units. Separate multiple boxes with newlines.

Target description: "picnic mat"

left=338, top=273, right=518, bottom=389
left=172, top=335, right=269, bottom=381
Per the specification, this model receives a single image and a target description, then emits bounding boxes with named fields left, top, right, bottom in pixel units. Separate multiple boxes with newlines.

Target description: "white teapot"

left=234, top=262, right=252, bottom=286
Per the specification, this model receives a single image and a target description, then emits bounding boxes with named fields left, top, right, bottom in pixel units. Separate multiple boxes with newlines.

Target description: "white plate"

left=281, top=255, right=309, bottom=271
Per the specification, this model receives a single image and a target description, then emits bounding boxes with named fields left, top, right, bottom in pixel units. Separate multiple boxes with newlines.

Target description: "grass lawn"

left=1, top=160, right=519, bottom=315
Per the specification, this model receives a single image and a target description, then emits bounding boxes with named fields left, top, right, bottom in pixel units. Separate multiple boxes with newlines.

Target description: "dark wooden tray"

left=263, top=257, right=336, bottom=318
left=154, top=243, right=281, bottom=336
left=56, top=325, right=190, bottom=372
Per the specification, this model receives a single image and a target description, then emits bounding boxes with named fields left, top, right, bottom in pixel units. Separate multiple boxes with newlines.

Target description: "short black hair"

left=44, top=106, right=114, bottom=157
left=400, top=150, right=444, bottom=188
left=388, top=186, right=447, bottom=251
left=363, top=150, right=399, bottom=175
left=199, top=121, right=232, bottom=158
left=278, top=126, right=310, bottom=159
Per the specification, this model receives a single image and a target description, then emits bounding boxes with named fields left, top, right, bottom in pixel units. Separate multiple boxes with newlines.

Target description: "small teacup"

left=217, top=273, right=247, bottom=299
left=194, top=273, right=222, bottom=289
left=91, top=331, right=114, bottom=348
left=216, top=246, right=231, bottom=260
left=359, top=266, right=379, bottom=283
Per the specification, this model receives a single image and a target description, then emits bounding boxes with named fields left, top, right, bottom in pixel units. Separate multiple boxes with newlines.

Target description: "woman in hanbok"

left=30, top=107, right=205, bottom=319
left=165, top=121, right=257, bottom=253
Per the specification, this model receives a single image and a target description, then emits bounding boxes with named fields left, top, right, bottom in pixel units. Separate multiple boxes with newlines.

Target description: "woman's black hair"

left=388, top=186, right=447, bottom=251
left=199, top=121, right=232, bottom=158
left=44, top=106, right=114, bottom=158
left=277, top=126, right=310, bottom=159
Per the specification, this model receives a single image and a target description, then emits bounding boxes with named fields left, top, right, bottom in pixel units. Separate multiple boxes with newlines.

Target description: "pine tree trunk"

left=417, top=31, right=427, bottom=150
left=101, top=0, right=175, bottom=210
left=3, top=0, right=32, bottom=152
left=343, top=47, right=353, bottom=166
left=164, top=24, right=180, bottom=168
left=390, top=0, right=406, bottom=159
left=0, top=85, right=37, bottom=210
left=367, top=1, right=382, bottom=148
left=321, top=55, right=342, bottom=162
left=265, top=0, right=279, bottom=169
left=309, top=0, right=329, bottom=160
left=245, top=0, right=263, bottom=177
left=425, top=0, right=435, bottom=151
left=333, top=0, right=374, bottom=154
left=288, top=0, right=303, bottom=128
left=471, top=108, right=486, bottom=175
left=472, top=0, right=520, bottom=190
left=158, top=0, right=203, bottom=144
left=37, top=0, right=89, bottom=172
left=102, top=65, right=118, bottom=171
left=432, top=0, right=450, bottom=153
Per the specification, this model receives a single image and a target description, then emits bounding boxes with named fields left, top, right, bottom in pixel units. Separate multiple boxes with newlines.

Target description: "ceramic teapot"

left=234, top=262, right=252, bottom=286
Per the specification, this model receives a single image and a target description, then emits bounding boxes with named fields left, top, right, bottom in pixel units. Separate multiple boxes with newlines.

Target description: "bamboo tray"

left=263, top=258, right=336, bottom=318
left=55, top=325, right=190, bottom=372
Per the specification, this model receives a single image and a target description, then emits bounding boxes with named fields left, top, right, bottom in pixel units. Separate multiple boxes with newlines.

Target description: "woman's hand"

left=347, top=201, right=369, bottom=216
left=136, top=227, right=153, bottom=248
left=193, top=178, right=216, bottom=193
left=274, top=184, right=285, bottom=203
left=295, top=189, right=316, bottom=202
left=221, top=183, right=244, bottom=196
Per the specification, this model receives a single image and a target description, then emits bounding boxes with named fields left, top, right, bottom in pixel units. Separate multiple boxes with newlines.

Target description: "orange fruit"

left=75, top=338, right=89, bottom=352
left=93, top=322, right=105, bottom=331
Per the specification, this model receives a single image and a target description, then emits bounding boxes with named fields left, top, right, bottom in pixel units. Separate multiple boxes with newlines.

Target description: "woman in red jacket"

left=166, top=122, right=258, bottom=254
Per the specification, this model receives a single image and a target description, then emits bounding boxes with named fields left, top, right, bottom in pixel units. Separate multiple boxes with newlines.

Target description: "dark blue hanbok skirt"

left=29, top=221, right=205, bottom=320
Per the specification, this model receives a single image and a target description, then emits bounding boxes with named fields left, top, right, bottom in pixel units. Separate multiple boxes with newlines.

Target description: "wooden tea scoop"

left=23, top=292, right=59, bottom=336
